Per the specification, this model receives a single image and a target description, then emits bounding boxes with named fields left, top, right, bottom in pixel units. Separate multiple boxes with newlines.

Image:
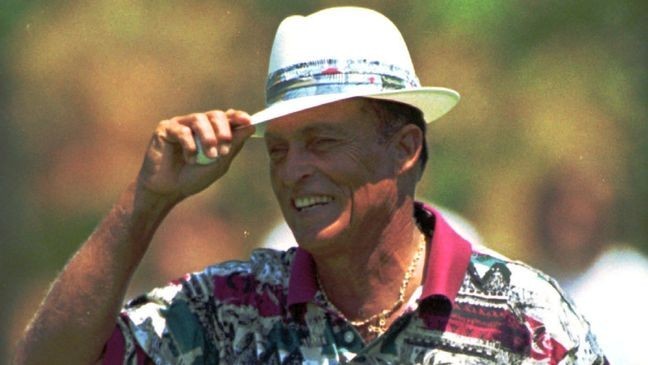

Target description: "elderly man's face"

left=264, top=98, right=401, bottom=252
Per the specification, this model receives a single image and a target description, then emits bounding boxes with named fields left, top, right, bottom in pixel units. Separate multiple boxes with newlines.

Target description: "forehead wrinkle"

left=297, top=119, right=350, bottom=135
left=266, top=120, right=350, bottom=141
left=264, top=99, right=379, bottom=141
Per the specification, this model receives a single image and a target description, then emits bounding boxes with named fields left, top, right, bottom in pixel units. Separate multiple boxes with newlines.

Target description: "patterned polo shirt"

left=103, top=203, right=607, bottom=364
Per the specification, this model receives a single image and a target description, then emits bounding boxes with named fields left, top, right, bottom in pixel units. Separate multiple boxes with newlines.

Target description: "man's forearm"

left=14, top=182, right=177, bottom=365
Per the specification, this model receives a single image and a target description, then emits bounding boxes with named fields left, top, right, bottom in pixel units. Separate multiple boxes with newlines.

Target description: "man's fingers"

left=157, top=110, right=254, bottom=165
left=174, top=125, right=199, bottom=163
left=227, top=109, right=256, bottom=139
left=227, top=110, right=255, bottom=131
left=225, top=109, right=256, bottom=156
left=182, top=113, right=219, bottom=159
left=206, top=109, right=255, bottom=157
left=206, top=110, right=233, bottom=156
left=156, top=120, right=194, bottom=163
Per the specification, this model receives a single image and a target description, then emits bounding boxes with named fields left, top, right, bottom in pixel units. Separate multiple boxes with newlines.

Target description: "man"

left=16, top=7, right=606, bottom=364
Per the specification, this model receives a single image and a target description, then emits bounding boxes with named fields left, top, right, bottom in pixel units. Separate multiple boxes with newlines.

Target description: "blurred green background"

left=1, top=0, right=645, bottom=361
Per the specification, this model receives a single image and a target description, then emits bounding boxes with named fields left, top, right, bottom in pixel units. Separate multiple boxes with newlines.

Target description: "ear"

left=389, top=124, right=423, bottom=175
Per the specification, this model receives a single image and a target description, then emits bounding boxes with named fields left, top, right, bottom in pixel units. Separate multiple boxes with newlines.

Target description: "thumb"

left=227, top=111, right=256, bottom=157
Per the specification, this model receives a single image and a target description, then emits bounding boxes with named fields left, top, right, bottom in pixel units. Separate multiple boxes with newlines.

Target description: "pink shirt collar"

left=286, top=202, right=473, bottom=314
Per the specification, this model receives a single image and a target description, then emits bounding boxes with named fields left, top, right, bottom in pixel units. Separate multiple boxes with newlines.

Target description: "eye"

left=267, top=144, right=288, bottom=163
left=308, top=137, right=338, bottom=151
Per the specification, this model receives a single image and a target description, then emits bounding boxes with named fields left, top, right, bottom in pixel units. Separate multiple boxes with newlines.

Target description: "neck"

left=311, top=202, right=427, bottom=338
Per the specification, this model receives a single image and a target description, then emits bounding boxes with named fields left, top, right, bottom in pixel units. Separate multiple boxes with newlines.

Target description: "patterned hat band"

left=265, top=59, right=421, bottom=106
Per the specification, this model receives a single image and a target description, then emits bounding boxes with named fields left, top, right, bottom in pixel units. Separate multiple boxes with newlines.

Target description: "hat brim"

left=247, top=87, right=460, bottom=137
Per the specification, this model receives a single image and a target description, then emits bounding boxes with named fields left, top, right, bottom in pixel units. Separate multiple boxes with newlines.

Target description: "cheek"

left=330, top=145, right=390, bottom=184
left=351, top=179, right=398, bottom=203
left=345, top=180, right=399, bottom=230
left=269, top=168, right=279, bottom=194
left=269, top=168, right=289, bottom=209
left=341, top=167, right=394, bottom=198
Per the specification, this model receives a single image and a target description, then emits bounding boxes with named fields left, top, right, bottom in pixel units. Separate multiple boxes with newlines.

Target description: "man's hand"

left=137, top=109, right=255, bottom=201
left=13, top=109, right=255, bottom=365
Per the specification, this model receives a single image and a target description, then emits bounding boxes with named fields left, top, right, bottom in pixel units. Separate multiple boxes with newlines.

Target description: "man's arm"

left=14, top=110, right=255, bottom=365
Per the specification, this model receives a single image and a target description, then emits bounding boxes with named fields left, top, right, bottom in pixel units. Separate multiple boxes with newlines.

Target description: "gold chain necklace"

left=316, top=232, right=426, bottom=336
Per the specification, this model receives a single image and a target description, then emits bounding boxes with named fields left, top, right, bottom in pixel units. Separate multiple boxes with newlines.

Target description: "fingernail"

left=208, top=146, right=219, bottom=158
left=219, top=144, right=231, bottom=156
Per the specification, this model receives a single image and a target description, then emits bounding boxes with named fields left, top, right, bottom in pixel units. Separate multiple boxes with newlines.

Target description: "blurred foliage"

left=0, top=0, right=645, bottom=361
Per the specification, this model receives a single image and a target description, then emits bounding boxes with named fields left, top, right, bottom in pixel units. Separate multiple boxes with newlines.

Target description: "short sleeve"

left=508, top=263, right=608, bottom=364
left=103, top=314, right=150, bottom=365
left=103, top=273, right=220, bottom=364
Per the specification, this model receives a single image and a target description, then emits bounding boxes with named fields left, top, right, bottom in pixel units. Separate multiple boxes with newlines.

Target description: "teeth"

left=294, top=195, right=333, bottom=209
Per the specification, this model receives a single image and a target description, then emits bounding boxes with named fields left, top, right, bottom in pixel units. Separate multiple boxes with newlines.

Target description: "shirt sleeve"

left=102, top=314, right=151, bottom=365
left=102, top=273, right=222, bottom=364
left=509, top=263, right=609, bottom=364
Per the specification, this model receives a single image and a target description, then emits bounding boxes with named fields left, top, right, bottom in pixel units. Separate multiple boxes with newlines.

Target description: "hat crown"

left=248, top=6, right=459, bottom=136
left=265, top=7, right=421, bottom=107
left=268, top=7, right=415, bottom=74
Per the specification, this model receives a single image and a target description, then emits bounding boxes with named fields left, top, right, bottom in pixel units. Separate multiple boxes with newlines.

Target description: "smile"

left=293, top=195, right=334, bottom=211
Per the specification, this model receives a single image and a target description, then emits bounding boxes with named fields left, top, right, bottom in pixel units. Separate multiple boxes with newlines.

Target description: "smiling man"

left=16, top=7, right=607, bottom=365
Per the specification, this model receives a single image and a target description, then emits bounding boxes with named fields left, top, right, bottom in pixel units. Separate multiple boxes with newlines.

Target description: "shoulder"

left=464, top=246, right=606, bottom=362
left=204, top=247, right=296, bottom=281
left=467, top=245, right=584, bottom=326
left=123, top=247, right=296, bottom=315
left=203, top=247, right=295, bottom=301
left=115, top=248, right=296, bottom=361
left=467, top=244, right=569, bottom=304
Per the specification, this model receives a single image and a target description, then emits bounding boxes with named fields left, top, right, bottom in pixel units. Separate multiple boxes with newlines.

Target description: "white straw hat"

left=247, top=6, right=460, bottom=136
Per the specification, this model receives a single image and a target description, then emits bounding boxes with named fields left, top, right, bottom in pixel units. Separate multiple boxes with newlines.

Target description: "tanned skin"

left=14, top=110, right=255, bottom=365
left=15, top=98, right=425, bottom=363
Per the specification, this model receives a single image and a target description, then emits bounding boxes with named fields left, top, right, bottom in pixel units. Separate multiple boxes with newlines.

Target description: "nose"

left=275, top=144, right=315, bottom=188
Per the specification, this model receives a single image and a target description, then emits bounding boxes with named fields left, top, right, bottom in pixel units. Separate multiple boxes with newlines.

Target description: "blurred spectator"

left=533, top=165, right=648, bottom=365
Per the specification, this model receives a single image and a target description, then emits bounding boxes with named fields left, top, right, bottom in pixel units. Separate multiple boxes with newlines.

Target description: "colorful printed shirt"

left=103, top=203, right=607, bottom=364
